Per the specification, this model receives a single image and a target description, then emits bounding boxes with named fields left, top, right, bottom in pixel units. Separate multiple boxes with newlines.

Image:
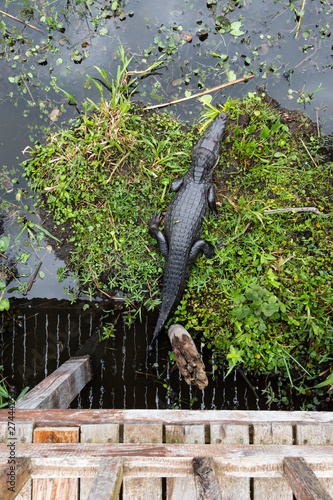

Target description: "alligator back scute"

left=149, top=112, right=228, bottom=346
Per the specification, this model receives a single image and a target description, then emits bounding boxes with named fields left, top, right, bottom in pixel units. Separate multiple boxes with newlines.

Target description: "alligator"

left=148, top=112, right=228, bottom=347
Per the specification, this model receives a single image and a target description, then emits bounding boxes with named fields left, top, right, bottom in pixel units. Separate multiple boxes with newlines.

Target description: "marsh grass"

left=23, top=85, right=333, bottom=394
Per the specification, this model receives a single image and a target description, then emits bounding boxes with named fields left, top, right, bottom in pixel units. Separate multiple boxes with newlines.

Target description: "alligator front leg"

left=171, top=177, right=184, bottom=192
left=148, top=210, right=169, bottom=258
left=189, top=239, right=216, bottom=262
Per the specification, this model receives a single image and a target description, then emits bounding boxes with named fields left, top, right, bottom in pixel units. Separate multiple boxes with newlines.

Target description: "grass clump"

left=24, top=77, right=333, bottom=389
left=23, top=76, right=193, bottom=309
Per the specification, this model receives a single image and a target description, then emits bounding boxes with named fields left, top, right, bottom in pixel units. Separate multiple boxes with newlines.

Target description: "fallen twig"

left=294, top=39, right=320, bottom=69
left=0, top=253, right=8, bottom=260
left=144, top=75, right=255, bottom=110
left=263, top=207, right=330, bottom=217
left=237, top=367, right=259, bottom=399
left=23, top=261, right=42, bottom=295
left=299, top=137, right=318, bottom=168
left=219, top=222, right=251, bottom=248
left=20, top=76, right=36, bottom=104
left=0, top=9, right=43, bottom=33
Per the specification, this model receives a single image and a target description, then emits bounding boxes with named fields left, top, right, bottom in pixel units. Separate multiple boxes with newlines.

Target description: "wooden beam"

left=283, top=457, right=332, bottom=500
left=0, top=458, right=31, bottom=500
left=192, top=458, right=222, bottom=499
left=16, top=356, right=91, bottom=409
left=0, top=443, right=332, bottom=462
left=1, top=409, right=332, bottom=426
left=86, top=459, right=123, bottom=500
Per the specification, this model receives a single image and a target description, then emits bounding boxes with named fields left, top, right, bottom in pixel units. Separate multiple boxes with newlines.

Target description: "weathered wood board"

left=284, top=457, right=332, bottom=500
left=0, top=411, right=331, bottom=500
left=80, top=423, right=120, bottom=500
left=165, top=424, right=205, bottom=499
left=123, top=423, right=163, bottom=499
left=16, top=357, right=91, bottom=410
left=211, top=423, right=250, bottom=499
left=32, top=427, right=79, bottom=500
left=296, top=424, right=333, bottom=495
left=253, top=423, right=293, bottom=500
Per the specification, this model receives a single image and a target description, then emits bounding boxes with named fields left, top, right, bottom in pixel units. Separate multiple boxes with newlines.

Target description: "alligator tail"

left=149, top=313, right=169, bottom=350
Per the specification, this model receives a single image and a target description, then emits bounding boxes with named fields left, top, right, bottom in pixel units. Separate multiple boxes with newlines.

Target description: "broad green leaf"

left=0, top=236, right=10, bottom=252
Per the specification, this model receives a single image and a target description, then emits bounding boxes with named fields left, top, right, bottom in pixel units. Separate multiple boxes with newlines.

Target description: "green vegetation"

left=0, top=366, right=29, bottom=407
left=22, top=59, right=333, bottom=394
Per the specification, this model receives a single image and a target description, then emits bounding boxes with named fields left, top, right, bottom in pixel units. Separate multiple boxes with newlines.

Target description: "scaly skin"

left=148, top=112, right=228, bottom=347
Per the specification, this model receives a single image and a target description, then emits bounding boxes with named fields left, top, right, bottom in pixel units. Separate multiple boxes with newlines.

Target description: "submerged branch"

left=144, top=75, right=255, bottom=110
left=0, top=10, right=43, bottom=33
left=23, top=261, right=42, bottom=296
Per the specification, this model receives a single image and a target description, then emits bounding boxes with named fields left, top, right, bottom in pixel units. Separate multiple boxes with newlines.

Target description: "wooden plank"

left=0, top=457, right=31, bottom=500
left=253, top=423, right=293, bottom=500
left=123, top=423, right=163, bottom=500
left=86, top=458, right=123, bottom=500
left=0, top=422, right=33, bottom=500
left=210, top=423, right=250, bottom=499
left=1, top=409, right=332, bottom=426
left=16, top=356, right=91, bottom=409
left=0, top=443, right=332, bottom=462
left=284, top=457, right=332, bottom=500
left=1, top=455, right=333, bottom=479
left=32, top=427, right=79, bottom=500
left=297, top=424, right=333, bottom=495
left=165, top=424, right=205, bottom=499
left=192, top=457, right=222, bottom=500
left=80, top=423, right=120, bottom=500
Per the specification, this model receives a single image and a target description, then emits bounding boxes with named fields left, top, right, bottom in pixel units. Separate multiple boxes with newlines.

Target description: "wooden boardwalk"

left=0, top=357, right=331, bottom=499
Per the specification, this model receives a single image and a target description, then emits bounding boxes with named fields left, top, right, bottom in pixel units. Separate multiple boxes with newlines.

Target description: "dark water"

left=2, top=298, right=332, bottom=411
left=1, top=0, right=333, bottom=410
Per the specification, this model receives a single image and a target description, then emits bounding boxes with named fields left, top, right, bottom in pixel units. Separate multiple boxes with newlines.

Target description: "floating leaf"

left=50, top=109, right=60, bottom=122
left=0, top=236, right=10, bottom=252
left=172, top=78, right=182, bottom=86
left=226, top=70, right=237, bottom=82
left=229, top=21, right=244, bottom=37
left=182, top=33, right=192, bottom=42
left=99, top=27, right=108, bottom=36
left=0, top=299, right=10, bottom=311
left=70, top=49, right=82, bottom=64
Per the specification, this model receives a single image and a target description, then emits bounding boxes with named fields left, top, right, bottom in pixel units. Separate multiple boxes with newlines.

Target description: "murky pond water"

left=1, top=0, right=332, bottom=409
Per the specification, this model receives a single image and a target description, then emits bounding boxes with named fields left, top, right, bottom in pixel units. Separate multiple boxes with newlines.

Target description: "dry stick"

left=23, top=261, right=42, bottom=296
left=219, top=222, right=251, bottom=248
left=20, top=76, right=36, bottom=104
left=0, top=253, right=8, bottom=260
left=144, top=75, right=255, bottom=110
left=263, top=207, right=330, bottom=217
left=0, top=9, right=43, bottom=33
left=294, top=40, right=320, bottom=69
left=237, top=367, right=259, bottom=399
left=299, top=137, right=318, bottom=168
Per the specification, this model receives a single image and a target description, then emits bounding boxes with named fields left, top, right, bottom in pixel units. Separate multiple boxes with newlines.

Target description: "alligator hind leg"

left=148, top=210, right=169, bottom=258
left=208, top=185, right=218, bottom=216
left=189, top=239, right=216, bottom=262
